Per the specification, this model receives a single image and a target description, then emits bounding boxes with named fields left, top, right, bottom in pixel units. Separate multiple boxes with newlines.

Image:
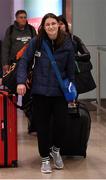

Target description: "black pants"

left=32, top=95, right=68, bottom=158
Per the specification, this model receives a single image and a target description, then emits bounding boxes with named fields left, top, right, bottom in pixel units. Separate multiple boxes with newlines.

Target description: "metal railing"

left=90, top=45, right=106, bottom=114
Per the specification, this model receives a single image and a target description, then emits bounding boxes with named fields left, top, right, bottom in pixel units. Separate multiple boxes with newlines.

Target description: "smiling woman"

left=16, top=12, right=75, bottom=174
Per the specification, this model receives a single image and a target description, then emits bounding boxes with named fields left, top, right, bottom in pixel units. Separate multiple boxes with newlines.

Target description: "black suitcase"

left=60, top=102, right=91, bottom=158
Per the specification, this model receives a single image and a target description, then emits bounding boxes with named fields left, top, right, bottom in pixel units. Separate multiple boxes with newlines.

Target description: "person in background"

left=1, top=10, right=36, bottom=130
left=58, top=15, right=96, bottom=95
left=16, top=13, right=75, bottom=173
left=2, top=9, right=36, bottom=72
left=58, top=15, right=90, bottom=64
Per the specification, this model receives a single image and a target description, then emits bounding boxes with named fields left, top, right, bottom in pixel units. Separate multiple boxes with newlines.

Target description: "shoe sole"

left=54, top=164, right=64, bottom=169
left=41, top=170, right=52, bottom=173
left=50, top=153, right=64, bottom=169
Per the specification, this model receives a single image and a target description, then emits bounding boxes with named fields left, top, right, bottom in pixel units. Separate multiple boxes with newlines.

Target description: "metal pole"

left=71, top=0, right=73, bottom=34
left=96, top=47, right=101, bottom=115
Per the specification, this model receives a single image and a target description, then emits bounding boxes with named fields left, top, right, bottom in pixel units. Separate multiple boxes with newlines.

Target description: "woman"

left=17, top=13, right=75, bottom=173
left=58, top=15, right=96, bottom=94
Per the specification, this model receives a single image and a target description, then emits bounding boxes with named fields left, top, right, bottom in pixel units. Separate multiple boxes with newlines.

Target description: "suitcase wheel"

left=12, top=160, right=18, bottom=167
left=84, top=153, right=86, bottom=158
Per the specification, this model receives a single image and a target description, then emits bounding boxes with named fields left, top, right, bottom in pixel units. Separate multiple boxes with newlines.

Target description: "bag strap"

left=42, top=40, right=66, bottom=93
left=75, top=61, right=80, bottom=73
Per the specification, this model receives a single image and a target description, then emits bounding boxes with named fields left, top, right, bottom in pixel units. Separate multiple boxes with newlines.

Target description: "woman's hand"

left=17, top=84, right=26, bottom=96
left=68, top=100, right=76, bottom=108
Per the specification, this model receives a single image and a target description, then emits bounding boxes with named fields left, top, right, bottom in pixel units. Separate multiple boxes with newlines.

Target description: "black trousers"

left=32, top=95, right=68, bottom=158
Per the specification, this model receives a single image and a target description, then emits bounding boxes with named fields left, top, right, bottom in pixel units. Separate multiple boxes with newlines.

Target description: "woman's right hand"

left=17, top=84, right=26, bottom=96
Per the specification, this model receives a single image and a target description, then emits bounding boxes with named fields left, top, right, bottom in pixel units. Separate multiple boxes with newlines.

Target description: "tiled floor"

left=0, top=108, right=106, bottom=179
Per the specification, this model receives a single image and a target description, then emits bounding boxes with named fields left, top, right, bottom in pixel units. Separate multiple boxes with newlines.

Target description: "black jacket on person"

left=72, top=35, right=96, bottom=94
left=72, top=35, right=91, bottom=62
left=2, top=21, right=36, bottom=66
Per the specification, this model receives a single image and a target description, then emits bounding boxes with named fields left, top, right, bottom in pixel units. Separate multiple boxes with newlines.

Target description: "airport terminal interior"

left=0, top=107, right=106, bottom=179
left=0, top=0, right=106, bottom=179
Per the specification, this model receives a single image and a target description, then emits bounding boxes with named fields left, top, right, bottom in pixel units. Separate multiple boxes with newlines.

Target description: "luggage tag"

left=34, top=50, right=41, bottom=57
left=32, top=51, right=41, bottom=69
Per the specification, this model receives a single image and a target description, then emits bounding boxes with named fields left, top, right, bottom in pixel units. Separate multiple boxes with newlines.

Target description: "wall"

left=13, top=0, right=24, bottom=21
left=72, top=0, right=106, bottom=99
left=0, top=0, right=13, bottom=40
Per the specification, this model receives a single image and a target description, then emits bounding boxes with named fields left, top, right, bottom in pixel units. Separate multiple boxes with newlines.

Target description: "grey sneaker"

left=50, top=150, right=64, bottom=169
left=41, top=160, right=52, bottom=173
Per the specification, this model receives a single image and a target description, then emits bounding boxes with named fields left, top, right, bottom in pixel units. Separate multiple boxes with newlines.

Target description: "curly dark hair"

left=36, top=13, right=67, bottom=50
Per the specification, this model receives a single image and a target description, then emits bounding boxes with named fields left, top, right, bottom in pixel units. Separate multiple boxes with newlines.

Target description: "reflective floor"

left=0, top=108, right=106, bottom=179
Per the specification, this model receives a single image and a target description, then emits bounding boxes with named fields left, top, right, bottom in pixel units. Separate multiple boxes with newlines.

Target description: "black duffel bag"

left=75, top=60, right=93, bottom=73
left=75, top=60, right=96, bottom=94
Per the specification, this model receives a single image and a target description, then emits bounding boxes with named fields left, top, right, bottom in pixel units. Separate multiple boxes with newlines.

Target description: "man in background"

left=2, top=9, right=36, bottom=72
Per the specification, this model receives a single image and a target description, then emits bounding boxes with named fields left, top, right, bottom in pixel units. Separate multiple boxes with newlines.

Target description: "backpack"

left=2, top=25, right=35, bottom=93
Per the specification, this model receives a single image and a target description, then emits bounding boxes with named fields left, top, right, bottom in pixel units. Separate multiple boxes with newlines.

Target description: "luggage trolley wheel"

left=12, top=160, right=18, bottom=167
left=83, top=152, right=86, bottom=158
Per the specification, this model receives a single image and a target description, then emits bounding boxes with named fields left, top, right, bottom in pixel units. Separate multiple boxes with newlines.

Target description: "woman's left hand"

left=68, top=100, right=76, bottom=108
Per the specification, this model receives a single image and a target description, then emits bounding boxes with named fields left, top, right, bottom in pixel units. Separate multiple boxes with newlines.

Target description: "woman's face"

left=59, top=21, right=66, bottom=32
left=44, top=17, right=59, bottom=40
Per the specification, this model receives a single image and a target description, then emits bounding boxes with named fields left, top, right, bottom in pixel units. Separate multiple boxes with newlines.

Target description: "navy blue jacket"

left=17, top=36, right=75, bottom=96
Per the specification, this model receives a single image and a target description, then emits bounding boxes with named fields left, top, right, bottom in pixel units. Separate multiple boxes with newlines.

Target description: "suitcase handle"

left=0, top=121, right=5, bottom=141
left=68, top=101, right=79, bottom=114
left=0, top=90, right=23, bottom=110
